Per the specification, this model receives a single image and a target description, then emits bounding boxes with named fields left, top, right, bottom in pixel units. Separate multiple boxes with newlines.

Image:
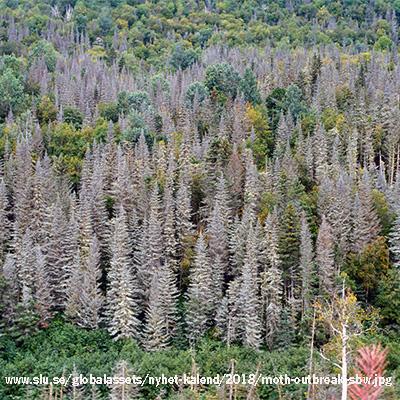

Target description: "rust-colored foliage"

left=348, top=344, right=388, bottom=400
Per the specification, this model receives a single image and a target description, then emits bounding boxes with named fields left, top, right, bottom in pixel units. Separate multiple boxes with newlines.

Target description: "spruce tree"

left=278, top=203, right=301, bottom=300
left=389, top=209, right=400, bottom=269
left=260, top=209, right=283, bottom=349
left=316, top=215, right=336, bottom=297
left=144, top=262, right=179, bottom=351
left=239, top=224, right=262, bottom=348
left=106, top=206, right=140, bottom=340
left=299, top=213, right=315, bottom=316
left=186, top=233, right=214, bottom=343
left=77, top=236, right=104, bottom=329
left=33, top=246, right=53, bottom=326
left=351, top=171, right=380, bottom=253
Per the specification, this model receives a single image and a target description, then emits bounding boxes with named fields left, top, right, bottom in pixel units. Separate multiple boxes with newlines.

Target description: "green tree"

left=185, top=81, right=208, bottom=107
left=0, top=68, right=24, bottom=118
left=29, top=40, right=58, bottom=72
left=169, top=42, right=199, bottom=70
left=239, top=67, right=261, bottom=105
left=204, top=62, right=240, bottom=102
left=64, top=106, right=84, bottom=129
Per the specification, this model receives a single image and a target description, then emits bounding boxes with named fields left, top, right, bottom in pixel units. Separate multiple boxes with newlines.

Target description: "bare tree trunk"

left=341, top=284, right=348, bottom=400
left=228, top=359, right=235, bottom=400
left=307, top=309, right=316, bottom=400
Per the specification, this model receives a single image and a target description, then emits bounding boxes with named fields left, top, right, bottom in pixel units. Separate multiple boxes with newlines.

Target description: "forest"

left=0, top=0, right=399, bottom=399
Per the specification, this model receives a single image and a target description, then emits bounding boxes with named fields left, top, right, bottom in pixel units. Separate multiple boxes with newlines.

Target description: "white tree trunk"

left=341, top=323, right=347, bottom=400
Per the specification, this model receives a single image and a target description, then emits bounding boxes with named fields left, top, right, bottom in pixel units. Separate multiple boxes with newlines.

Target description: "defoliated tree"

left=240, top=224, right=262, bottom=348
left=389, top=209, right=400, bottom=269
left=299, top=213, right=315, bottom=316
left=260, top=209, right=283, bottom=349
left=278, top=203, right=301, bottom=300
left=0, top=180, right=10, bottom=264
left=215, top=278, right=242, bottom=346
left=144, top=262, right=179, bottom=351
left=137, top=185, right=164, bottom=302
left=33, top=246, right=53, bottom=326
left=317, top=215, right=336, bottom=298
left=207, top=174, right=231, bottom=299
left=186, top=233, right=214, bottom=343
left=175, top=170, right=193, bottom=262
left=351, top=171, right=380, bottom=254
left=106, top=207, right=140, bottom=340
left=109, top=360, right=140, bottom=400
left=77, top=236, right=104, bottom=329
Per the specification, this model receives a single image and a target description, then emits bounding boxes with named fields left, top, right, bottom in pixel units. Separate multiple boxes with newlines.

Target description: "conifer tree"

left=106, top=206, right=140, bottom=340
left=0, top=179, right=10, bottom=263
left=351, top=171, right=381, bottom=254
left=317, top=215, right=336, bottom=297
left=239, top=67, right=261, bottom=105
left=33, top=246, right=53, bottom=326
left=239, top=224, right=262, bottom=348
left=389, top=209, right=400, bottom=269
left=186, top=233, right=214, bottom=343
left=260, top=209, right=283, bottom=348
left=144, top=262, right=179, bottom=351
left=215, top=278, right=242, bottom=345
left=299, top=213, right=315, bottom=316
left=77, top=236, right=104, bottom=329
left=278, top=203, right=301, bottom=300
left=175, top=170, right=193, bottom=259
left=109, top=360, right=140, bottom=400
left=46, top=201, right=71, bottom=309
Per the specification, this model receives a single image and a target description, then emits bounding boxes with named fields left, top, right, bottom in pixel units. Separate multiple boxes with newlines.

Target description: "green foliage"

left=345, top=237, right=390, bottom=303
left=169, top=42, right=199, bottom=70
left=150, top=74, right=170, bottom=96
left=374, top=34, right=393, bottom=51
left=0, top=319, right=312, bottom=400
left=63, top=106, right=84, bottom=130
left=127, top=90, right=152, bottom=112
left=245, top=104, right=273, bottom=168
left=185, top=81, right=208, bottom=107
left=0, top=68, right=25, bottom=118
left=284, top=84, right=308, bottom=121
left=122, top=110, right=148, bottom=141
left=372, top=189, right=396, bottom=237
left=98, top=101, right=119, bottom=122
left=204, top=63, right=240, bottom=102
left=265, top=87, right=286, bottom=131
left=29, top=40, right=58, bottom=72
left=37, top=96, right=57, bottom=125
left=376, top=268, right=400, bottom=327
left=239, top=67, right=261, bottom=105
left=7, top=302, right=40, bottom=345
left=278, top=203, right=301, bottom=279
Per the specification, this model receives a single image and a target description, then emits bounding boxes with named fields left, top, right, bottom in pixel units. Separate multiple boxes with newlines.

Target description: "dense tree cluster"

left=1, top=0, right=400, bottom=68
left=0, top=2, right=399, bottom=399
left=0, top=43, right=399, bottom=351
